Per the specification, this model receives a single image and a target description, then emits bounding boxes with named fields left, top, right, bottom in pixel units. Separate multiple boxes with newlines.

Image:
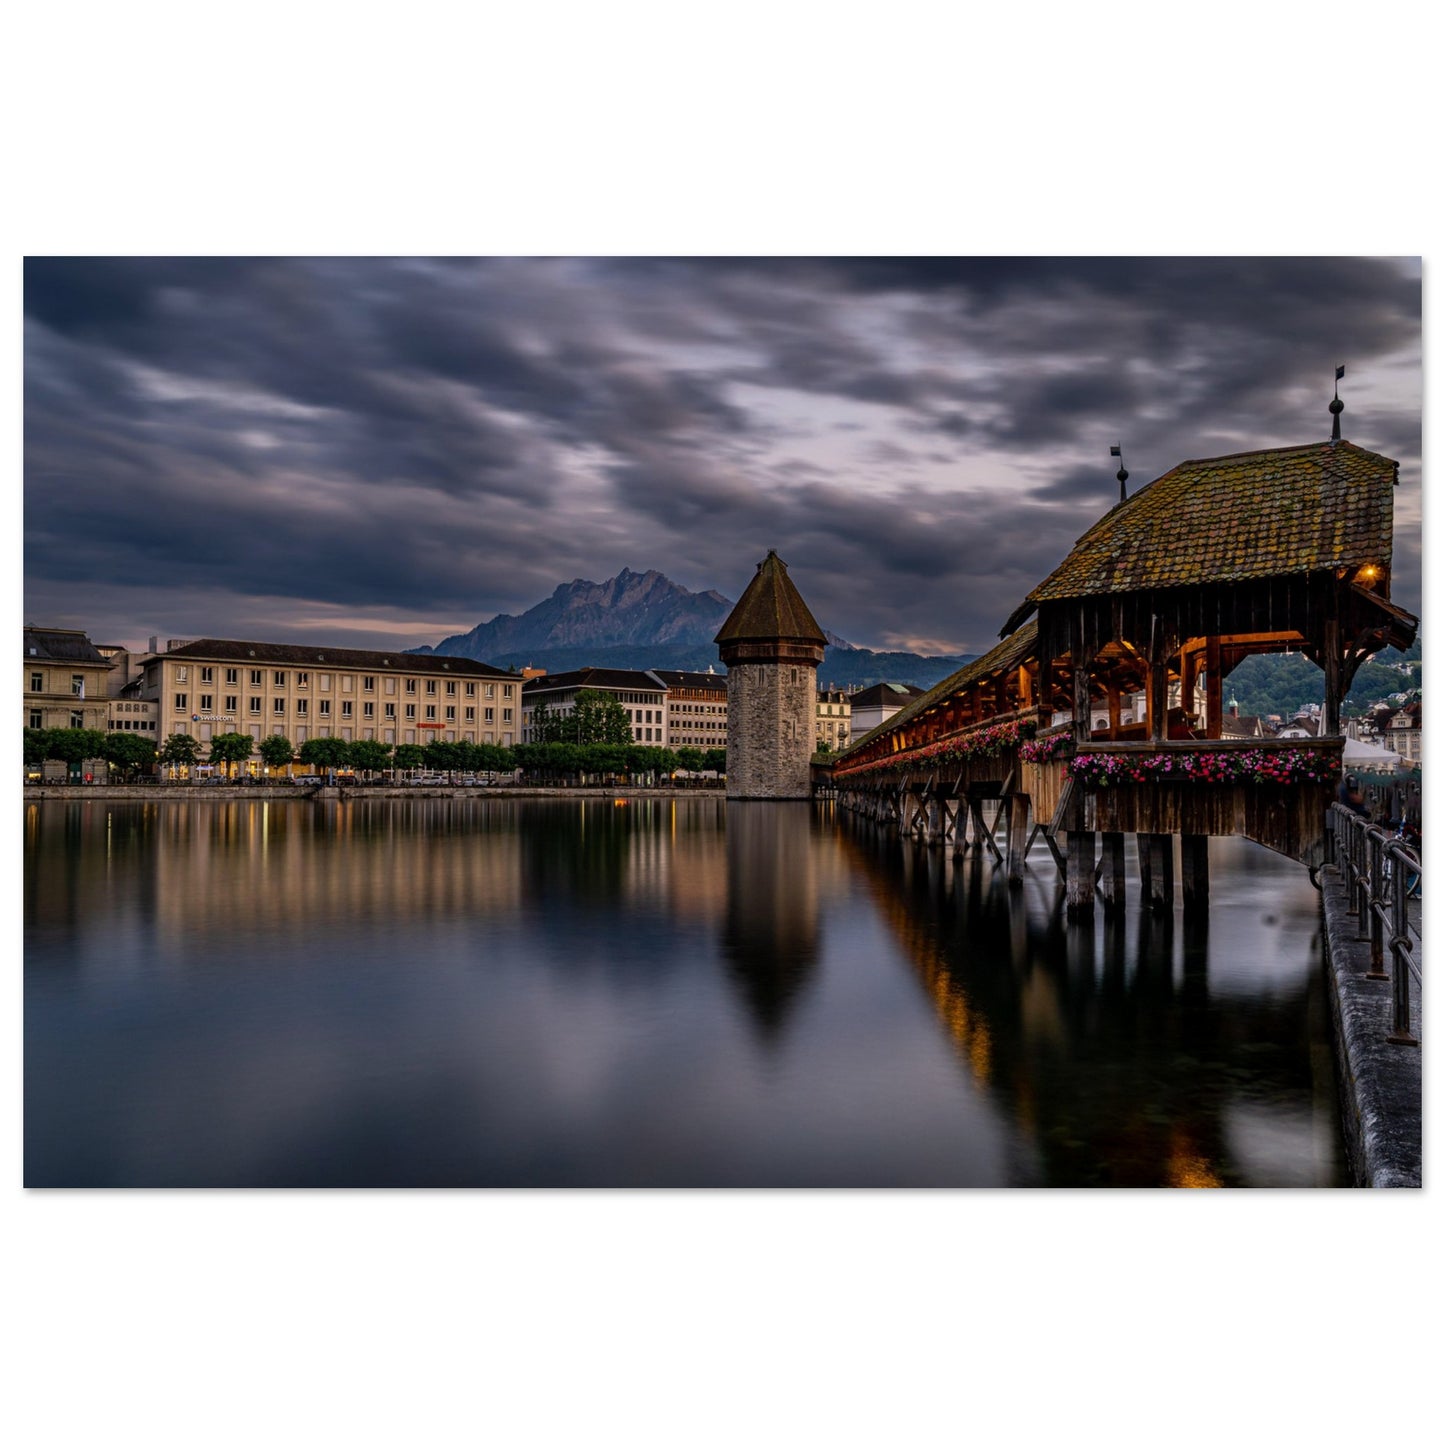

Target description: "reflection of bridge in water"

left=835, top=814, right=1341, bottom=1186
left=828, top=431, right=1417, bottom=921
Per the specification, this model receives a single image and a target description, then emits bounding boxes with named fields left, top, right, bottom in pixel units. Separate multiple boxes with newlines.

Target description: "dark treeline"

left=24, top=726, right=726, bottom=785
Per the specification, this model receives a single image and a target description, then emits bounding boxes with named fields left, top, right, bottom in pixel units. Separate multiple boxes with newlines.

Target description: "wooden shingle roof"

left=714, top=551, right=826, bottom=646
left=1005, top=440, right=1397, bottom=632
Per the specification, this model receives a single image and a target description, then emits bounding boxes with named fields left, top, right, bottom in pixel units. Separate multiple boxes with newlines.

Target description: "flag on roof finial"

left=1330, top=364, right=1345, bottom=441
left=1110, top=444, right=1128, bottom=502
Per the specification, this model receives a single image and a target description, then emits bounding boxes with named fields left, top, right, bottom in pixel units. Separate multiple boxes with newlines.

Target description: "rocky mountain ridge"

left=413, top=568, right=970, bottom=689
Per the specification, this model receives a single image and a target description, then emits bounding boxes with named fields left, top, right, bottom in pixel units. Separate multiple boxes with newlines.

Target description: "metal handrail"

left=1328, top=803, right=1421, bottom=1045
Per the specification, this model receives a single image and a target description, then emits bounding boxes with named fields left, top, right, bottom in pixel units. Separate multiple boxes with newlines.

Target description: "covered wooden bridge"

left=829, top=437, right=1417, bottom=917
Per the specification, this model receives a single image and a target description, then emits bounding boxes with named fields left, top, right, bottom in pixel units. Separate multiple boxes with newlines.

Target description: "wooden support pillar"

left=1204, top=637, right=1222, bottom=739
left=1145, top=833, right=1175, bottom=914
left=1180, top=647, right=1199, bottom=724
left=1107, top=685, right=1121, bottom=740
left=926, top=795, right=943, bottom=848
left=1006, top=792, right=1031, bottom=889
left=1322, top=618, right=1342, bottom=737
left=1180, top=834, right=1209, bottom=918
left=1099, top=831, right=1127, bottom=914
left=1066, top=830, right=1097, bottom=918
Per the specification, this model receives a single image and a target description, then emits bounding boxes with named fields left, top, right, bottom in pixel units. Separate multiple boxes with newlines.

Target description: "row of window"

left=175, top=723, right=516, bottom=747
left=29, top=672, right=94, bottom=695
left=167, top=665, right=515, bottom=699
left=171, top=692, right=513, bottom=723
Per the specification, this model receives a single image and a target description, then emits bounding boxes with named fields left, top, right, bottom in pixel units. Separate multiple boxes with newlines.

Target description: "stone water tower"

left=715, top=550, right=827, bottom=800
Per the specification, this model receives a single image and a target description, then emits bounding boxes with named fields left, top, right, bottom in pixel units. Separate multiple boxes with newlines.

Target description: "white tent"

left=1342, top=737, right=1401, bottom=773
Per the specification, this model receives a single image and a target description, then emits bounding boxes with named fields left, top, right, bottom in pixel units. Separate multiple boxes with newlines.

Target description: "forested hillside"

left=1223, top=641, right=1421, bottom=719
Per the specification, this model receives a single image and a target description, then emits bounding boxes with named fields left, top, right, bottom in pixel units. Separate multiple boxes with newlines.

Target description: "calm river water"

left=24, top=796, right=1346, bottom=1187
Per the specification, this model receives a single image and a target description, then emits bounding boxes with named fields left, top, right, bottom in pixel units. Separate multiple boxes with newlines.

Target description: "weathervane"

left=1330, top=364, right=1345, bottom=441
left=1110, top=444, right=1128, bottom=503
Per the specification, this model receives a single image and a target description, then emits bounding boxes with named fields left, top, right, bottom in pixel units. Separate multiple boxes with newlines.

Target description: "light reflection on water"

left=23, top=797, right=1346, bottom=1187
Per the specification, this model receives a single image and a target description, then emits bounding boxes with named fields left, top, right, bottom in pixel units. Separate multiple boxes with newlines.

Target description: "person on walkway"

left=1338, top=774, right=1369, bottom=816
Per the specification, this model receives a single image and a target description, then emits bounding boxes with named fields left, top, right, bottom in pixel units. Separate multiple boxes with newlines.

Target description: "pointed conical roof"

left=714, top=550, right=827, bottom=646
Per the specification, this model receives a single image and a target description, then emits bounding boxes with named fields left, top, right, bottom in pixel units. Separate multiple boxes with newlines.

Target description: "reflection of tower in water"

left=721, top=802, right=820, bottom=1041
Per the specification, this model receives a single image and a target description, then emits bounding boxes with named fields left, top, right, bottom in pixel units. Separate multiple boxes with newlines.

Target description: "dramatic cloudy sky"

left=23, top=256, right=1422, bottom=657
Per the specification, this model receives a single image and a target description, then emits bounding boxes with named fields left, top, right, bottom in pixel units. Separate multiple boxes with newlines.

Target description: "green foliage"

left=349, top=739, right=393, bottom=773
left=208, top=732, right=255, bottom=773
left=159, top=733, right=203, bottom=769
left=393, top=744, right=426, bottom=772
left=24, top=728, right=50, bottom=768
left=702, top=748, right=726, bottom=774
left=42, top=728, right=110, bottom=766
left=258, top=734, right=296, bottom=771
left=675, top=746, right=704, bottom=773
left=298, top=736, right=351, bottom=770
left=1222, top=645, right=1421, bottom=722
left=568, top=689, right=635, bottom=745
left=103, top=732, right=157, bottom=778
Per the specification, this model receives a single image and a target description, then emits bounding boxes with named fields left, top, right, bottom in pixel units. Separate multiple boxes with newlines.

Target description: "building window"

left=273, top=698, right=286, bottom=715
left=273, top=671, right=287, bottom=687
left=226, top=668, right=238, bottom=685
left=320, top=674, right=331, bottom=691
left=225, top=695, right=237, bottom=713
left=445, top=706, right=456, bottom=721
left=504, top=685, right=514, bottom=699
left=363, top=676, right=375, bottom=692
left=405, top=679, right=417, bottom=695
left=464, top=706, right=474, bottom=721
left=425, top=705, right=437, bottom=720
left=425, top=680, right=437, bottom=696
left=251, top=670, right=263, bottom=686
left=296, top=700, right=308, bottom=716
left=445, top=681, right=456, bottom=696
left=341, top=700, right=353, bottom=718
left=71, top=711, right=84, bottom=728
left=363, top=702, right=374, bottom=718
left=72, top=674, right=85, bottom=696
left=485, top=684, right=495, bottom=699
left=384, top=703, right=395, bottom=719
left=296, top=672, right=309, bottom=688
left=199, top=694, right=213, bottom=710
left=319, top=700, right=331, bottom=717
left=200, top=667, right=214, bottom=684
left=175, top=693, right=188, bottom=711
left=485, top=707, right=494, bottom=723
left=29, top=709, right=42, bottom=729
left=465, top=683, right=476, bottom=697
left=175, top=666, right=189, bottom=683
left=502, top=708, right=513, bottom=723
left=405, top=703, right=416, bottom=720
left=30, top=672, right=43, bottom=692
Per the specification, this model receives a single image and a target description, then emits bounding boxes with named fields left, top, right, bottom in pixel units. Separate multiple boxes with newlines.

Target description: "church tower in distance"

left=715, top=550, right=827, bottom=800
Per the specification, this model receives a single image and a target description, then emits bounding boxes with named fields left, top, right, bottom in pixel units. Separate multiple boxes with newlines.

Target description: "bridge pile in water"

left=829, top=437, right=1418, bottom=917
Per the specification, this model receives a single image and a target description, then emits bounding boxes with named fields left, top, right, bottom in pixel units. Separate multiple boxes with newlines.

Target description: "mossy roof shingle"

left=715, top=551, right=826, bottom=646
left=1018, top=440, right=1397, bottom=616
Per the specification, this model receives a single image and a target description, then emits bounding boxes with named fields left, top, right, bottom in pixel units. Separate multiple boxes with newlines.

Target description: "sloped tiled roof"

left=715, top=551, right=826, bottom=645
left=1009, top=440, right=1397, bottom=626
left=839, top=621, right=1038, bottom=758
left=24, top=626, right=110, bottom=666
left=521, top=666, right=667, bottom=695
left=163, top=638, right=515, bottom=677
left=849, top=682, right=929, bottom=708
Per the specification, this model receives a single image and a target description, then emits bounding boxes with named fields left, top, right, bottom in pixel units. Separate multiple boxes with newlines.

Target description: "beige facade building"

left=815, top=687, right=851, bottom=751
left=652, top=668, right=729, bottom=750
left=24, top=626, right=113, bottom=732
left=138, top=638, right=520, bottom=760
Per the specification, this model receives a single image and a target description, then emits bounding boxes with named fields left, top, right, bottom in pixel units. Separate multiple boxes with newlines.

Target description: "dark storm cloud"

left=23, top=257, right=1421, bottom=654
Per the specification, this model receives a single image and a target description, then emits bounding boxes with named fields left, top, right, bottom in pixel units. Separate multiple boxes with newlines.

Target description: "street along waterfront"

left=24, top=796, right=1346, bottom=1186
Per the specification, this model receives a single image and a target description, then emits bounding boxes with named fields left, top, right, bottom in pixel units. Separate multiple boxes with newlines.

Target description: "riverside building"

left=23, top=626, right=113, bottom=732
left=520, top=667, right=669, bottom=743
left=136, top=638, right=520, bottom=759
